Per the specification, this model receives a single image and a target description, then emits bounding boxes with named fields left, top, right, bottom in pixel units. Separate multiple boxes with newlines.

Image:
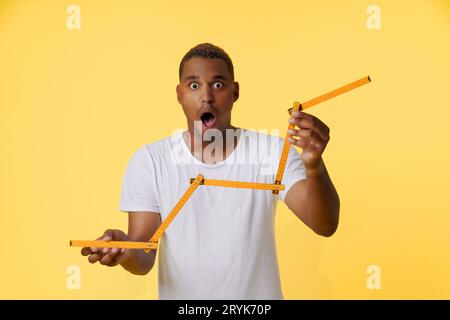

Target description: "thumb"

left=101, top=229, right=114, bottom=241
left=99, top=229, right=115, bottom=254
left=91, top=230, right=110, bottom=253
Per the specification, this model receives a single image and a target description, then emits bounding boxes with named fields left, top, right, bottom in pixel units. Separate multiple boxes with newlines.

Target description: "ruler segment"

left=69, top=240, right=157, bottom=250
left=190, top=178, right=285, bottom=191
left=273, top=101, right=301, bottom=194
left=288, top=76, right=371, bottom=114
left=144, top=174, right=204, bottom=252
left=301, top=76, right=371, bottom=110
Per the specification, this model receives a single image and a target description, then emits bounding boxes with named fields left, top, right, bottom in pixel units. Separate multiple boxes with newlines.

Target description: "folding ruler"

left=70, top=76, right=371, bottom=253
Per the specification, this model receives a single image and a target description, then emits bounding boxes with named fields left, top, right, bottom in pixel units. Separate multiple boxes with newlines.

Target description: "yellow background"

left=1, top=0, right=449, bottom=299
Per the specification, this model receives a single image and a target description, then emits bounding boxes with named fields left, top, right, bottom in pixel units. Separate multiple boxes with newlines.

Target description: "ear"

left=233, top=82, right=239, bottom=102
left=176, top=84, right=182, bottom=104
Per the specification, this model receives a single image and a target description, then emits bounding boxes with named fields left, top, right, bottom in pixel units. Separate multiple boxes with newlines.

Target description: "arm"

left=121, top=211, right=162, bottom=275
left=284, top=110, right=340, bottom=237
left=284, top=158, right=340, bottom=237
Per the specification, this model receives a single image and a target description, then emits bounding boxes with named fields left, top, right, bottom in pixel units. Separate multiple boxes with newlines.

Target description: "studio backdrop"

left=0, top=0, right=449, bottom=299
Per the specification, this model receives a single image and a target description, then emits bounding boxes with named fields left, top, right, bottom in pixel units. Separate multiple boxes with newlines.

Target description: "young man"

left=81, top=43, right=340, bottom=299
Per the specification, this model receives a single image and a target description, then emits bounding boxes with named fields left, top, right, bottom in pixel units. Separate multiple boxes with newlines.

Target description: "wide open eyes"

left=189, top=82, right=224, bottom=90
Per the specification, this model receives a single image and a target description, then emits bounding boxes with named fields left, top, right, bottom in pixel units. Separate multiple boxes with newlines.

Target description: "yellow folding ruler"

left=70, top=76, right=371, bottom=252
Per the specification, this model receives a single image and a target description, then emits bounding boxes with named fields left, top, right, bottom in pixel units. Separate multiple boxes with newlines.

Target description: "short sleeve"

left=277, top=144, right=307, bottom=202
left=119, top=146, right=160, bottom=213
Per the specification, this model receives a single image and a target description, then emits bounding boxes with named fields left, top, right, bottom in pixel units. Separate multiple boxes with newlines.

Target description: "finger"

left=299, top=112, right=329, bottom=139
left=289, top=113, right=330, bottom=140
left=88, top=253, right=102, bottom=264
left=107, top=249, right=125, bottom=266
left=99, top=251, right=119, bottom=266
left=288, top=129, right=325, bottom=145
left=289, top=117, right=329, bottom=142
left=291, top=110, right=315, bottom=122
left=81, top=247, right=93, bottom=256
left=99, top=247, right=110, bottom=254
left=100, top=229, right=114, bottom=241
left=287, top=128, right=300, bottom=137
left=289, top=135, right=324, bottom=152
left=88, top=241, right=106, bottom=254
left=288, top=136, right=305, bottom=147
left=289, top=117, right=313, bottom=131
left=111, top=247, right=120, bottom=254
left=95, top=230, right=114, bottom=254
left=298, top=129, right=326, bottom=145
left=105, top=247, right=120, bottom=255
left=289, top=113, right=315, bottom=128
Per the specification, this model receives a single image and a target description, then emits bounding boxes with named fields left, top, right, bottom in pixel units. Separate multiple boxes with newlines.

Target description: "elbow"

left=307, top=194, right=341, bottom=238
left=128, top=264, right=154, bottom=276
left=134, top=269, right=151, bottom=276
left=321, top=199, right=340, bottom=237
left=317, top=225, right=337, bottom=237
left=315, top=211, right=340, bottom=238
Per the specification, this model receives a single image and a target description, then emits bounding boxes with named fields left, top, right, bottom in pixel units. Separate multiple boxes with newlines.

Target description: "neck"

left=183, top=125, right=241, bottom=164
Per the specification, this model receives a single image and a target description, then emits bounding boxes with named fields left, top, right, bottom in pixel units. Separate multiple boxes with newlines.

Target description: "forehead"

left=181, top=57, right=231, bottom=80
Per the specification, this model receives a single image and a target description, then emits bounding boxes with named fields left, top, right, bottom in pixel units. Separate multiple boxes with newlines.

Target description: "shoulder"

left=131, top=133, right=181, bottom=162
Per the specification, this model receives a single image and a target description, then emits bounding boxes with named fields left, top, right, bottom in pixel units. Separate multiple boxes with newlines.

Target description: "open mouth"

left=200, top=112, right=216, bottom=129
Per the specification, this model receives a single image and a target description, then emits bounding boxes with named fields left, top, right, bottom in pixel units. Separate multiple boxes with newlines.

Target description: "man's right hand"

left=81, top=229, right=130, bottom=267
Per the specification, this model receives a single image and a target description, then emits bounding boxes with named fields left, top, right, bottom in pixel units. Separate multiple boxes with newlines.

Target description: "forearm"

left=121, top=249, right=156, bottom=275
left=305, top=158, right=340, bottom=237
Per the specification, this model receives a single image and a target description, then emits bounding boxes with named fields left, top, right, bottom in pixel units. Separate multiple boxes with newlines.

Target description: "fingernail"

left=288, top=138, right=294, bottom=143
left=292, top=111, right=300, bottom=116
left=103, top=248, right=109, bottom=254
left=111, top=248, right=118, bottom=254
left=289, top=118, right=295, bottom=124
left=287, top=129, right=295, bottom=134
left=91, top=247, right=98, bottom=252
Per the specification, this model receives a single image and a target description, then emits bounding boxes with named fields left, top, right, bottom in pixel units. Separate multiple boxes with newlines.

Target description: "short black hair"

left=179, top=43, right=234, bottom=81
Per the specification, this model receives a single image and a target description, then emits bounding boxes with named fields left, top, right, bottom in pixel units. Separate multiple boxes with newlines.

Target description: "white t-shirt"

left=119, top=129, right=306, bottom=299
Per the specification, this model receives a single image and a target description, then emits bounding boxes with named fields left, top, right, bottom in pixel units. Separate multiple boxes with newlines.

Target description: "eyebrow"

left=184, top=75, right=228, bottom=81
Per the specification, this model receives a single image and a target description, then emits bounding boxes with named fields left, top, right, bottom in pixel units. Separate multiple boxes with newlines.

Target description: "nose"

left=201, top=85, right=214, bottom=104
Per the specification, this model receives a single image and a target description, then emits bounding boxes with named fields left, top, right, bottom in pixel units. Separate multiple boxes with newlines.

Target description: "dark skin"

left=81, top=57, right=339, bottom=274
left=176, top=57, right=240, bottom=164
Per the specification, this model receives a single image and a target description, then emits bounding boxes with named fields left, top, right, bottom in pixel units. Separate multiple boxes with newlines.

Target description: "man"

left=81, top=43, right=340, bottom=299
